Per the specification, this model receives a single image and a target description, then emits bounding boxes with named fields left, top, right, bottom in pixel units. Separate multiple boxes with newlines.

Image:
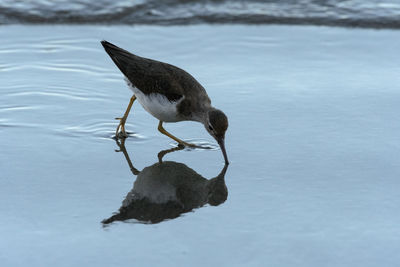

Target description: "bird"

left=101, top=40, right=229, bottom=164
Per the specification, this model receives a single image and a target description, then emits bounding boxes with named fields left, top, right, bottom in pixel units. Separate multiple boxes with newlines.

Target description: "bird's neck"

left=196, top=106, right=216, bottom=125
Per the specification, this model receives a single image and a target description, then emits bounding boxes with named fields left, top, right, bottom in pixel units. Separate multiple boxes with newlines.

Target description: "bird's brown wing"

left=101, top=41, right=205, bottom=102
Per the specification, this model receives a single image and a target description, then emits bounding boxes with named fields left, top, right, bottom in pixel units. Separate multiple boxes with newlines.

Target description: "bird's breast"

left=133, top=88, right=183, bottom=122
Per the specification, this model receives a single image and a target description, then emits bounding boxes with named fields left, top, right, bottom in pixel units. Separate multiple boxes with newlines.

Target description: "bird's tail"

left=101, top=40, right=137, bottom=77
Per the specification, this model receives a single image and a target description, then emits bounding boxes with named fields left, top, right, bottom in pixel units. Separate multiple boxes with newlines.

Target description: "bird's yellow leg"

left=157, top=121, right=196, bottom=147
left=115, top=95, right=136, bottom=138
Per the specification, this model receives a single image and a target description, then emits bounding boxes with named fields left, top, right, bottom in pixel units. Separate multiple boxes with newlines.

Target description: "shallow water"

left=1, top=25, right=400, bottom=266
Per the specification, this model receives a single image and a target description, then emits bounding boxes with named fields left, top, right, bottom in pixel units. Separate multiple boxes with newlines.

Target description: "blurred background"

left=0, top=0, right=400, bottom=27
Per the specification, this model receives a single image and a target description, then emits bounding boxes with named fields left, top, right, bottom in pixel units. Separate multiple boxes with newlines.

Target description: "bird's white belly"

left=127, top=80, right=182, bottom=122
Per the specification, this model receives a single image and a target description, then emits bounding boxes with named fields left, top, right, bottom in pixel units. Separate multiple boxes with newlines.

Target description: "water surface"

left=1, top=25, right=400, bottom=266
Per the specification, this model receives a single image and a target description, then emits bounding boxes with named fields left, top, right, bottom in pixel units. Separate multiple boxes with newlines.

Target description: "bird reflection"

left=102, top=139, right=228, bottom=225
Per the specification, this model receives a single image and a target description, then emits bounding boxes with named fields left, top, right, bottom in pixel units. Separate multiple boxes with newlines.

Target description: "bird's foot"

left=115, top=117, right=128, bottom=139
left=178, top=141, right=214, bottom=150
left=178, top=141, right=199, bottom=148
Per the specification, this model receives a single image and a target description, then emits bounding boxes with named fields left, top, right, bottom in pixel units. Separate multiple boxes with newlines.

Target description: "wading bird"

left=101, top=41, right=229, bottom=164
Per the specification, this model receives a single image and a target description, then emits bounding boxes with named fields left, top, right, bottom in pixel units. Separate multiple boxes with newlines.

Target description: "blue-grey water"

left=1, top=0, right=400, bottom=28
left=1, top=25, right=400, bottom=266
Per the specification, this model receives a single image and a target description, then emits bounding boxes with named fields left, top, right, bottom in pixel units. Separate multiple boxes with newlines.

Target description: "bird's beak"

left=217, top=137, right=229, bottom=165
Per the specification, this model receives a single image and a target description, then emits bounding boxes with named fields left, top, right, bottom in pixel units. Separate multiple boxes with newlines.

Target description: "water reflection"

left=102, top=139, right=229, bottom=225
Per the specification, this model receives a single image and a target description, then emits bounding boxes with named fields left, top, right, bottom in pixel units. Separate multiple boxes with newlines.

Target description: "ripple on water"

left=0, top=37, right=99, bottom=54
left=0, top=118, right=40, bottom=130
left=1, top=62, right=114, bottom=77
left=4, top=80, right=117, bottom=103
left=169, top=139, right=219, bottom=151
left=59, top=121, right=147, bottom=141
left=0, top=105, right=41, bottom=113
left=4, top=85, right=109, bottom=102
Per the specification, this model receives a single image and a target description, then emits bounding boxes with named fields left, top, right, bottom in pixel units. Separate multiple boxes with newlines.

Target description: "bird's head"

left=205, top=108, right=229, bottom=164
